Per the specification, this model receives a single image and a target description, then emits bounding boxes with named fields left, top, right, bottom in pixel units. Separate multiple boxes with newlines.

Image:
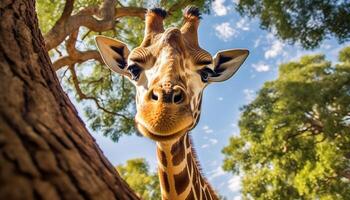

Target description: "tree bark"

left=0, top=1, right=140, bottom=200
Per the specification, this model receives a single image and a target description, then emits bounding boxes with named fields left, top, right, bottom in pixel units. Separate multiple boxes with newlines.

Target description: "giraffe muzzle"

left=135, top=84, right=193, bottom=141
left=149, top=84, right=187, bottom=105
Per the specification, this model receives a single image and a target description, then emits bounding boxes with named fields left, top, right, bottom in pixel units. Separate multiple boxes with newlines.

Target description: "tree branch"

left=66, top=30, right=79, bottom=56
left=68, top=65, right=129, bottom=119
left=53, top=50, right=102, bottom=70
left=114, top=7, right=146, bottom=19
left=340, top=169, right=350, bottom=180
left=45, top=8, right=114, bottom=50
left=100, top=0, right=116, bottom=20
left=306, top=117, right=324, bottom=134
left=44, top=0, right=146, bottom=51
left=53, top=30, right=103, bottom=70
left=57, top=0, right=75, bottom=24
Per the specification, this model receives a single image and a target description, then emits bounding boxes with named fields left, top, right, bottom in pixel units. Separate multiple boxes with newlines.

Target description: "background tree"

left=235, top=0, right=350, bottom=49
left=222, top=46, right=350, bottom=199
left=0, top=0, right=139, bottom=199
left=116, top=159, right=161, bottom=200
left=36, top=0, right=212, bottom=141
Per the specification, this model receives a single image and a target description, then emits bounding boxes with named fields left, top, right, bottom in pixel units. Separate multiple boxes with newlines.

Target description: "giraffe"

left=95, top=6, right=249, bottom=200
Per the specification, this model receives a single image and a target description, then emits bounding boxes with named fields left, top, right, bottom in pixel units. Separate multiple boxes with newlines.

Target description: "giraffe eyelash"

left=127, top=64, right=143, bottom=81
left=198, top=67, right=215, bottom=82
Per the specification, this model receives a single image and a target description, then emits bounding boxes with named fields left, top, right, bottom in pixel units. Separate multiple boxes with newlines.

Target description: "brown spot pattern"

left=202, top=190, right=207, bottom=200
left=159, top=170, right=170, bottom=193
left=174, top=167, right=190, bottom=195
left=171, top=136, right=185, bottom=165
left=157, top=148, right=167, bottom=167
left=193, top=174, right=201, bottom=198
left=205, top=188, right=212, bottom=200
left=186, top=153, right=192, bottom=172
left=185, top=190, right=195, bottom=200
left=185, top=135, right=190, bottom=148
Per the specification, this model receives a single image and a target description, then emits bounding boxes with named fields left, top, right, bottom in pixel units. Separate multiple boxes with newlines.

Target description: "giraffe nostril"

left=151, top=90, right=159, bottom=101
left=173, top=90, right=184, bottom=104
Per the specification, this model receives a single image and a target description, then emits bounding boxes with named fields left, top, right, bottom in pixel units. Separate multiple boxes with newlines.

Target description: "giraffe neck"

left=156, top=133, right=218, bottom=200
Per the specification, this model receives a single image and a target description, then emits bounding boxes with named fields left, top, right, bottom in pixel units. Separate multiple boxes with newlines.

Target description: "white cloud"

left=243, top=89, right=255, bottom=102
left=205, top=129, right=214, bottom=134
left=214, top=22, right=237, bottom=41
left=209, top=166, right=226, bottom=180
left=264, top=35, right=285, bottom=59
left=204, top=129, right=214, bottom=133
left=254, top=37, right=262, bottom=48
left=265, top=40, right=284, bottom=59
left=218, top=97, right=224, bottom=101
left=212, top=0, right=228, bottom=16
left=233, top=195, right=242, bottom=200
left=209, top=138, right=218, bottom=145
left=320, top=43, right=332, bottom=50
left=231, top=123, right=237, bottom=128
left=228, top=176, right=241, bottom=192
left=252, top=62, right=270, bottom=72
left=201, top=144, right=209, bottom=148
left=202, top=125, right=214, bottom=134
left=236, top=18, right=250, bottom=31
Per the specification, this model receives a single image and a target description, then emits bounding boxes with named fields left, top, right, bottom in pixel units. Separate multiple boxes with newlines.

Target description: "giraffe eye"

left=127, top=64, right=142, bottom=81
left=199, top=67, right=215, bottom=83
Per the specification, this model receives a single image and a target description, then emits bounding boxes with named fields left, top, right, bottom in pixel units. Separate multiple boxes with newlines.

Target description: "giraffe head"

left=95, top=7, right=249, bottom=142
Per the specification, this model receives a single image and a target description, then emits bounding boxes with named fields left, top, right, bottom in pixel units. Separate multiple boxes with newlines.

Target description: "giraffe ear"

left=209, top=49, right=249, bottom=82
left=95, top=36, right=130, bottom=77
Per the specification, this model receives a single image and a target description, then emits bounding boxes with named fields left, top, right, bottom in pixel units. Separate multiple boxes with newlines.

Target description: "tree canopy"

left=36, top=0, right=211, bottom=141
left=222, top=46, right=350, bottom=199
left=116, top=159, right=161, bottom=200
left=236, top=0, right=350, bottom=49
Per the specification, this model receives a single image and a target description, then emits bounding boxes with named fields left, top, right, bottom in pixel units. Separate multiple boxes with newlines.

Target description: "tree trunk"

left=0, top=1, right=140, bottom=200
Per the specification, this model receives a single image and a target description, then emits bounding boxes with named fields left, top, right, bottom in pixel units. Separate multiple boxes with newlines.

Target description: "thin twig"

left=54, top=48, right=63, bottom=56
left=68, top=65, right=129, bottom=119
left=59, top=67, right=70, bottom=82
left=116, top=0, right=125, bottom=7
left=81, top=30, right=92, bottom=40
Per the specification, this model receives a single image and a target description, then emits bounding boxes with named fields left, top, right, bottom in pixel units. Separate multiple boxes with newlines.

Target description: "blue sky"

left=65, top=1, right=350, bottom=199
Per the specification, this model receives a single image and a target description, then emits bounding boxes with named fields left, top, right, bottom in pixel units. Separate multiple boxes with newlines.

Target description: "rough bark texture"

left=0, top=1, right=140, bottom=200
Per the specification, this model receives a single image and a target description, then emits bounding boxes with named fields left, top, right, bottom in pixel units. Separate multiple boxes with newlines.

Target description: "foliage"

left=222, top=46, right=350, bottom=199
left=76, top=63, right=136, bottom=141
left=37, top=0, right=211, bottom=141
left=116, top=158, right=161, bottom=200
left=236, top=0, right=350, bottom=49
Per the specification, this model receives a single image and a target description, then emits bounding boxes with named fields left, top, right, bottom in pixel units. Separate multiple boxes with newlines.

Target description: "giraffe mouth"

left=136, top=122, right=188, bottom=141
left=134, top=101, right=193, bottom=141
